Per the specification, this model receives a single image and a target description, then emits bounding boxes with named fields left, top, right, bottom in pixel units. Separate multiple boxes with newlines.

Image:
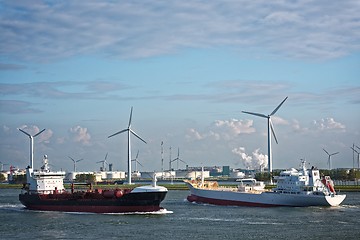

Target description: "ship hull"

left=186, top=182, right=346, bottom=207
left=19, top=191, right=167, bottom=213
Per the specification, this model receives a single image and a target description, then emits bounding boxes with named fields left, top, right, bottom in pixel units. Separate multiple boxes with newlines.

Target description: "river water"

left=0, top=189, right=359, bottom=240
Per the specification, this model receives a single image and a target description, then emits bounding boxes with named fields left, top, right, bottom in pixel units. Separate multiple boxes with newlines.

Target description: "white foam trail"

left=105, top=208, right=173, bottom=215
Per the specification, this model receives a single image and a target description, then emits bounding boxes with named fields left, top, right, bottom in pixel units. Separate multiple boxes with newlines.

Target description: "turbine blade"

left=130, top=129, right=147, bottom=144
left=33, top=128, right=46, bottom=137
left=68, top=156, right=75, bottom=162
left=351, top=147, right=360, bottom=154
left=138, top=161, right=144, bottom=167
left=180, top=159, right=187, bottom=164
left=128, top=106, right=133, bottom=128
left=331, top=152, right=339, bottom=156
left=242, top=111, right=268, bottom=118
left=76, top=159, right=84, bottom=162
left=18, top=128, right=31, bottom=137
left=323, top=148, right=330, bottom=156
left=136, top=150, right=139, bottom=159
left=105, top=153, right=108, bottom=160
left=269, top=119, right=278, bottom=144
left=270, top=96, right=288, bottom=116
left=108, top=129, right=128, bottom=138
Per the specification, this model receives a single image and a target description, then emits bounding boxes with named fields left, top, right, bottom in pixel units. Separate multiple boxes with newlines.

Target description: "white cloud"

left=69, top=126, right=91, bottom=146
left=186, top=119, right=255, bottom=141
left=1, top=1, right=359, bottom=62
left=312, top=118, right=346, bottom=132
left=271, top=116, right=289, bottom=125
left=290, top=117, right=347, bottom=134
left=2, top=125, right=10, bottom=133
left=264, top=11, right=302, bottom=24
left=214, top=119, right=255, bottom=135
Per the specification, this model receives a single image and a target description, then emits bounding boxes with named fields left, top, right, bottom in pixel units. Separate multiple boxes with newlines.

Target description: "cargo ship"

left=19, top=155, right=168, bottom=213
left=185, top=161, right=346, bottom=207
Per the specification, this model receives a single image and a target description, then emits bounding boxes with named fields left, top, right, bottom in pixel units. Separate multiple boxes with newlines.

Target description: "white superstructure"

left=26, top=155, right=66, bottom=194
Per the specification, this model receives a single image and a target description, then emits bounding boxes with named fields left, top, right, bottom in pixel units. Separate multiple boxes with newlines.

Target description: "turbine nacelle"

left=18, top=127, right=46, bottom=169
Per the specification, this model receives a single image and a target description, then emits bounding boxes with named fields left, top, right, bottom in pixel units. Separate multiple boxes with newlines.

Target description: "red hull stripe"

left=24, top=205, right=162, bottom=213
left=187, top=194, right=282, bottom=207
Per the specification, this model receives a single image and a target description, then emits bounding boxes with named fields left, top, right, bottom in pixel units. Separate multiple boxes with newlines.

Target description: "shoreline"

left=1, top=183, right=360, bottom=192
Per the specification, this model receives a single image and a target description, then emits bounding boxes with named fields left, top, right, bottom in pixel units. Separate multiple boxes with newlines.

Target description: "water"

left=1, top=189, right=360, bottom=240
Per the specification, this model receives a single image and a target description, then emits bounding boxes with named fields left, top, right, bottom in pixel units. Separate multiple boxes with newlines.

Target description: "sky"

left=0, top=0, right=359, bottom=173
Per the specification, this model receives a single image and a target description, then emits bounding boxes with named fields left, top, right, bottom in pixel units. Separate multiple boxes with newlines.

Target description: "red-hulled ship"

left=19, top=155, right=168, bottom=213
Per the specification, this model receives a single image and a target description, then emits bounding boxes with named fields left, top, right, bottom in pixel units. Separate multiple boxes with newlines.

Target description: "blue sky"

left=1, top=0, right=359, bottom=172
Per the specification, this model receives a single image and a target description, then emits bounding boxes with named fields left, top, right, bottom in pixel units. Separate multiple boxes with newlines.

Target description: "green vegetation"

left=0, top=174, right=6, bottom=182
left=10, top=174, right=26, bottom=184
left=75, top=174, right=96, bottom=184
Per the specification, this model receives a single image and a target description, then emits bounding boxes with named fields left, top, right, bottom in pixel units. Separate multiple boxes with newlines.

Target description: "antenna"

left=323, top=148, right=339, bottom=170
left=242, top=97, right=288, bottom=177
left=96, top=153, right=108, bottom=171
left=18, top=127, right=46, bottom=169
left=108, top=107, right=146, bottom=184
left=68, top=156, right=83, bottom=172
left=171, top=148, right=187, bottom=170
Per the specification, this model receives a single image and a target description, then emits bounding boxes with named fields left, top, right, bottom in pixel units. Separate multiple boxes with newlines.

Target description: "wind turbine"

left=97, top=153, right=108, bottom=171
left=18, top=127, right=46, bottom=169
left=68, top=156, right=83, bottom=172
left=169, top=146, right=172, bottom=171
left=171, top=148, right=187, bottom=170
left=323, top=149, right=339, bottom=170
left=351, top=146, right=360, bottom=169
left=131, top=150, right=143, bottom=172
left=161, top=141, right=164, bottom=175
left=242, top=97, right=288, bottom=176
left=108, top=107, right=147, bottom=184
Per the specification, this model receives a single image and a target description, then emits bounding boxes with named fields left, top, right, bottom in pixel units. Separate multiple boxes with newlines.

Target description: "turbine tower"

left=97, top=153, right=109, bottom=171
left=131, top=150, right=143, bottom=172
left=323, top=149, right=339, bottom=170
left=171, top=148, right=187, bottom=170
left=18, top=128, right=46, bottom=169
left=108, top=107, right=146, bottom=184
left=351, top=146, right=360, bottom=169
left=242, top=97, right=288, bottom=176
left=68, top=156, right=83, bottom=172
left=161, top=141, right=164, bottom=176
left=169, top=146, right=172, bottom=171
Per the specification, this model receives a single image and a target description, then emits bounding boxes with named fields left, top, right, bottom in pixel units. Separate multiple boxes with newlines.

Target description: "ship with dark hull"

left=19, top=155, right=168, bottom=213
